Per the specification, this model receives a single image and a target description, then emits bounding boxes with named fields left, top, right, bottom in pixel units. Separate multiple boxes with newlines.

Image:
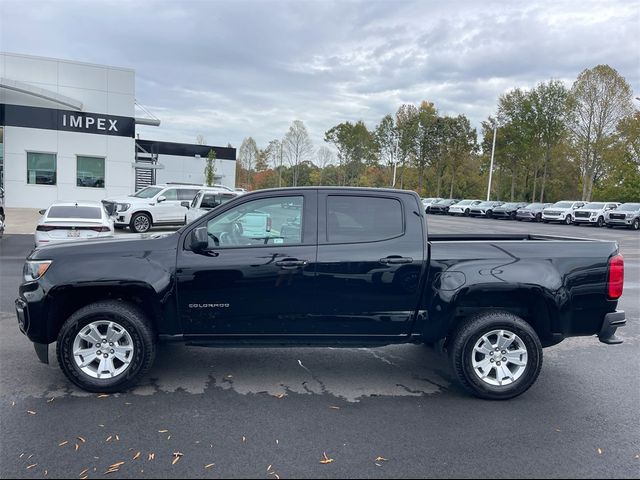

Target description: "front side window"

left=27, top=152, right=56, bottom=185
left=178, top=189, right=200, bottom=201
left=327, top=195, right=403, bottom=244
left=162, top=189, right=178, bottom=200
left=205, top=195, right=303, bottom=247
left=77, top=156, right=105, bottom=188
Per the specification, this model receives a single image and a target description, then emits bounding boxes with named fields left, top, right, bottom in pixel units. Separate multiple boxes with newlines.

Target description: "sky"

left=0, top=0, right=638, bottom=153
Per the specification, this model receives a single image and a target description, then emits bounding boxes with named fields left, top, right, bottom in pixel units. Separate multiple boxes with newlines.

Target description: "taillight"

left=607, top=254, right=624, bottom=299
left=90, top=226, right=111, bottom=232
left=36, top=225, right=55, bottom=232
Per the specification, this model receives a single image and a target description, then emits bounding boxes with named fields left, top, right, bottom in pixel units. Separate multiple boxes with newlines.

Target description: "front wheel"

left=564, top=214, right=572, bottom=225
left=631, top=218, right=640, bottom=231
left=130, top=212, right=152, bottom=233
left=486, top=210, right=493, bottom=219
left=56, top=301, right=156, bottom=393
left=597, top=216, right=604, bottom=228
left=449, top=311, right=543, bottom=400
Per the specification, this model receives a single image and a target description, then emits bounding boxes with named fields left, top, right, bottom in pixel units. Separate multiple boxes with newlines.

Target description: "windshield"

left=500, top=203, right=519, bottom=208
left=48, top=206, right=102, bottom=219
left=552, top=202, right=573, bottom=208
left=456, top=200, right=473, bottom=205
left=618, top=203, right=640, bottom=211
left=583, top=203, right=605, bottom=209
left=131, top=186, right=163, bottom=198
left=524, top=203, right=543, bottom=209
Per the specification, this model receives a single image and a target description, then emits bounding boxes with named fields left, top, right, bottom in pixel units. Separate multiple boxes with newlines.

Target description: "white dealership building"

left=0, top=52, right=236, bottom=209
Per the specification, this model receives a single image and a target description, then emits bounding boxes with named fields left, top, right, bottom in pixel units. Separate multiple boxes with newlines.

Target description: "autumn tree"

left=238, top=137, right=259, bottom=187
left=569, top=65, right=634, bottom=200
left=283, top=120, right=313, bottom=187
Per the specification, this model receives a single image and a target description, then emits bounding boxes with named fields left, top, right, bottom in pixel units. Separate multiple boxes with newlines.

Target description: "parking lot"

left=0, top=214, right=638, bottom=479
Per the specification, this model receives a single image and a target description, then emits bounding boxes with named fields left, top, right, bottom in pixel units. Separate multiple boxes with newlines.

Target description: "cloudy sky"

left=0, top=0, right=638, bottom=151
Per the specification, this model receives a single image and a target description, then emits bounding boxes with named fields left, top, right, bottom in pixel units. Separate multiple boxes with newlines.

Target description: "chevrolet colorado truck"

left=16, top=188, right=626, bottom=400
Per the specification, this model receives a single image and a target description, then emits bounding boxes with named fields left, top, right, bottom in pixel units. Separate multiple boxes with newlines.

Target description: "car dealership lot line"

left=0, top=218, right=639, bottom=478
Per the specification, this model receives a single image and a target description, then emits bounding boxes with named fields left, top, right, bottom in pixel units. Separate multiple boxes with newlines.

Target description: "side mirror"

left=39, top=209, right=46, bottom=215
left=181, top=201, right=191, bottom=209
left=190, top=227, right=209, bottom=251
left=157, top=195, right=166, bottom=203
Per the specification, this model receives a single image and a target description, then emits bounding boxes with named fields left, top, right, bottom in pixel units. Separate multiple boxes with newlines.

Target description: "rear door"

left=314, top=191, right=425, bottom=336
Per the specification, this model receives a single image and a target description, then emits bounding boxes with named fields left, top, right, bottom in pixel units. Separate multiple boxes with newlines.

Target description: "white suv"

left=542, top=200, right=585, bottom=225
left=103, top=184, right=229, bottom=233
left=572, top=202, right=620, bottom=227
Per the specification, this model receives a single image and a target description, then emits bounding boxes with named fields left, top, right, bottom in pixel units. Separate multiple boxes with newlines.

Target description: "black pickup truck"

left=16, top=188, right=626, bottom=400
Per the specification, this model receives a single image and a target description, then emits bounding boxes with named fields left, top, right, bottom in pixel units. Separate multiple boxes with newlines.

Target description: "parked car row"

left=422, top=198, right=640, bottom=230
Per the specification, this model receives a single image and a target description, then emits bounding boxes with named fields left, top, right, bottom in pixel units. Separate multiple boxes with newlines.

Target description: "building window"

left=77, top=156, right=105, bottom=188
left=27, top=152, right=57, bottom=185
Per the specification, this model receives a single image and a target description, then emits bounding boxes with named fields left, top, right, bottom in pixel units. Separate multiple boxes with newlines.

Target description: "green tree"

left=204, top=149, right=216, bottom=187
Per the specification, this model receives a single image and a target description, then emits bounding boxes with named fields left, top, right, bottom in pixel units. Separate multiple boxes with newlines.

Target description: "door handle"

left=379, top=256, right=413, bottom=265
left=275, top=259, right=308, bottom=269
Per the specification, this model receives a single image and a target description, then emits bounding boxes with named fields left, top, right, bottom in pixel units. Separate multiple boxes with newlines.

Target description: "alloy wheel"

left=471, top=329, right=528, bottom=387
left=72, top=321, right=135, bottom=379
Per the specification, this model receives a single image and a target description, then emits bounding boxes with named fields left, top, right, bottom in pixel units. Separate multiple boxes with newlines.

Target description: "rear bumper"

left=598, top=310, right=626, bottom=345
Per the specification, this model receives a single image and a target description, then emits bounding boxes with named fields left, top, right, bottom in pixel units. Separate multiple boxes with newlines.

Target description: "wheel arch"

left=46, top=283, right=162, bottom=342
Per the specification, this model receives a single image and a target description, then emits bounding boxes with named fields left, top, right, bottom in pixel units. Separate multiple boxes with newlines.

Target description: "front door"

left=176, top=191, right=318, bottom=335
left=155, top=188, right=183, bottom=222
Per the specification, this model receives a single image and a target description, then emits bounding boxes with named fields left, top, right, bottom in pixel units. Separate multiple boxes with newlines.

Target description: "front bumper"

left=607, top=218, right=634, bottom=226
left=16, top=298, right=50, bottom=364
left=598, top=310, right=626, bottom=345
left=573, top=216, right=598, bottom=223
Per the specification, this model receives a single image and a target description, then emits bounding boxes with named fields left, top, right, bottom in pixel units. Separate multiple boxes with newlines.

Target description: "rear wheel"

left=449, top=311, right=543, bottom=400
left=56, top=301, right=156, bottom=393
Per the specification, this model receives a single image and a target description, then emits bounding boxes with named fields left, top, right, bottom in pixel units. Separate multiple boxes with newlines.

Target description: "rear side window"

left=48, top=206, right=102, bottom=219
left=326, top=196, right=403, bottom=243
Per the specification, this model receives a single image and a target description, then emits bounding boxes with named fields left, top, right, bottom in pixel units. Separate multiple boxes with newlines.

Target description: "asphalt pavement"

left=0, top=215, right=638, bottom=479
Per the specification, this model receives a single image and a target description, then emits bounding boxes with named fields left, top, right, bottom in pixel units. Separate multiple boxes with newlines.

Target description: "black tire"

left=486, top=210, right=493, bottom=219
left=535, top=213, right=542, bottom=223
left=597, top=216, right=604, bottom=228
left=130, top=212, right=152, bottom=233
left=464, top=208, right=470, bottom=217
left=632, top=218, right=640, bottom=231
left=56, top=300, right=156, bottom=393
left=564, top=214, right=572, bottom=225
left=449, top=311, right=543, bottom=400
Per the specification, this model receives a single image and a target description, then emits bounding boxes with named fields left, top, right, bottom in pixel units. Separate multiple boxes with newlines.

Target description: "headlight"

left=627, top=213, right=634, bottom=218
left=591, top=212, right=597, bottom=217
left=116, top=203, right=131, bottom=212
left=23, top=260, right=52, bottom=282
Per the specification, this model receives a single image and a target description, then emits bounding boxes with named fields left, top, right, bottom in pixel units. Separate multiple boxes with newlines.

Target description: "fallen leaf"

left=98, top=424, right=105, bottom=428
left=27, top=464, right=37, bottom=470
left=47, top=397, right=55, bottom=403
left=375, top=456, right=388, bottom=462
left=329, top=406, right=340, bottom=410
left=11, top=401, right=16, bottom=407
left=97, top=394, right=109, bottom=398
left=77, top=437, right=86, bottom=444
left=242, top=436, right=246, bottom=443
left=276, top=439, right=279, bottom=445
left=133, top=452, right=141, bottom=460
left=58, top=441, right=68, bottom=447
left=27, top=410, right=37, bottom=415
left=148, top=453, right=155, bottom=461
left=124, top=402, right=132, bottom=405
left=555, top=429, right=561, bottom=432
left=115, top=435, right=120, bottom=441
left=204, top=463, right=215, bottom=469
left=19, top=453, right=25, bottom=458
left=597, top=448, right=603, bottom=455
left=75, top=444, right=79, bottom=451
left=172, top=452, right=183, bottom=465
left=106, top=436, right=112, bottom=442
left=44, top=470, right=48, bottom=476
left=167, top=435, right=171, bottom=440
left=267, top=464, right=272, bottom=471
left=320, top=452, right=334, bottom=464
left=79, top=468, right=89, bottom=477
left=375, top=463, right=382, bottom=467
left=158, top=429, right=169, bottom=433
left=274, top=393, right=286, bottom=399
